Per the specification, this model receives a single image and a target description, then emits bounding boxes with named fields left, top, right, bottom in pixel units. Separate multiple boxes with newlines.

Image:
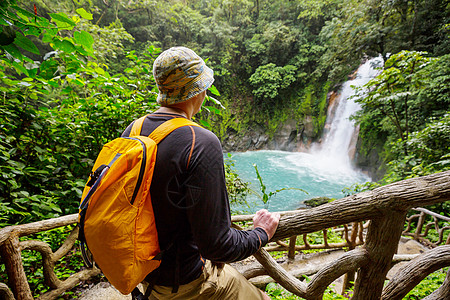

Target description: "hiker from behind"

left=122, top=46, right=280, bottom=299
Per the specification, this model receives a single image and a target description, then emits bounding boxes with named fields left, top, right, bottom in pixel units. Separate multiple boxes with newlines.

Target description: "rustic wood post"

left=342, top=222, right=358, bottom=293
left=415, top=211, right=426, bottom=239
left=0, top=235, right=33, bottom=300
left=352, top=211, right=407, bottom=299
left=288, top=236, right=297, bottom=259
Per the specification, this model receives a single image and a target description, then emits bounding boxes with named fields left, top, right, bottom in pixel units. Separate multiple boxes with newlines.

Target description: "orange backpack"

left=78, top=116, right=201, bottom=295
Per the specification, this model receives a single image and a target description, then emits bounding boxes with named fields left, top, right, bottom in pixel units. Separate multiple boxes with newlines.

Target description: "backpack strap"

left=130, top=115, right=149, bottom=136
left=129, top=115, right=201, bottom=140
left=149, top=117, right=201, bottom=144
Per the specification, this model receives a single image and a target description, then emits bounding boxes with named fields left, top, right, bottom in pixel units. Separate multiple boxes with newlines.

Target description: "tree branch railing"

left=0, top=215, right=100, bottom=300
left=403, top=207, right=450, bottom=247
left=233, top=170, right=450, bottom=299
left=0, top=170, right=449, bottom=299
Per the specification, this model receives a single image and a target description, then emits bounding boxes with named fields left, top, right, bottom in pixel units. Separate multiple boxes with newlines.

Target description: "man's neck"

left=155, top=106, right=189, bottom=119
left=156, top=92, right=205, bottom=120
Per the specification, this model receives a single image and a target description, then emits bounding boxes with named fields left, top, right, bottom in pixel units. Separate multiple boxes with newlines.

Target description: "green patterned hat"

left=153, top=47, right=214, bottom=105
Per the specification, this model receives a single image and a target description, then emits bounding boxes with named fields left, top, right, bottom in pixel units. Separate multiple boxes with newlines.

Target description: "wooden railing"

left=1, top=170, right=449, bottom=300
left=0, top=215, right=100, bottom=300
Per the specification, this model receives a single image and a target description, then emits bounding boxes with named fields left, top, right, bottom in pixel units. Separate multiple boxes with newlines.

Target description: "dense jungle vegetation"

left=0, top=0, right=449, bottom=298
left=1, top=0, right=448, bottom=226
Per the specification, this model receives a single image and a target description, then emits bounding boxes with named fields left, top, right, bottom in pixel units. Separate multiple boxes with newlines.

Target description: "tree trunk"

left=352, top=211, right=407, bottom=299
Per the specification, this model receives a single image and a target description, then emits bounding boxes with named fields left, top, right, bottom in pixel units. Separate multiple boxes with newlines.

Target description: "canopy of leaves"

left=1, top=0, right=449, bottom=225
left=353, top=51, right=450, bottom=182
left=0, top=2, right=159, bottom=225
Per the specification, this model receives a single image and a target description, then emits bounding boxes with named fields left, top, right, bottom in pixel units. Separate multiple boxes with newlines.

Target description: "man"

left=122, top=46, right=280, bottom=299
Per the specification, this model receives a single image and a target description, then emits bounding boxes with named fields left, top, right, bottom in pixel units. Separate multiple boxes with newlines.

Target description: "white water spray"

left=312, top=57, right=383, bottom=171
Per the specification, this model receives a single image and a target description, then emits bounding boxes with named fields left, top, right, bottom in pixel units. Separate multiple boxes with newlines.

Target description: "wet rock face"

left=354, top=137, right=385, bottom=181
left=221, top=117, right=317, bottom=152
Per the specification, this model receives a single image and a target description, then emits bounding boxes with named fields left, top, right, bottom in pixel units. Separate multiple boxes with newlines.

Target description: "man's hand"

left=253, top=209, right=281, bottom=240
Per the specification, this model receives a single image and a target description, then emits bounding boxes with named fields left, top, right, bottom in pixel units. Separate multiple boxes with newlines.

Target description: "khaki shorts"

left=148, top=260, right=264, bottom=300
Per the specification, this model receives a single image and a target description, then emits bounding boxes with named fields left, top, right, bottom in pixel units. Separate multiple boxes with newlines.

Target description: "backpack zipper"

left=124, top=137, right=147, bottom=205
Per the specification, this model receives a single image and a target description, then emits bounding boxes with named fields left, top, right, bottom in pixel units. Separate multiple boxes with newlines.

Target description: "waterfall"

left=313, top=57, right=383, bottom=168
left=228, top=58, right=384, bottom=212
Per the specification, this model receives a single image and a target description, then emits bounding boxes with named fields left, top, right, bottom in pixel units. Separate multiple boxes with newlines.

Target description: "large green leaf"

left=53, top=39, right=76, bottom=53
left=208, top=85, right=221, bottom=96
left=3, top=43, right=23, bottom=60
left=49, top=12, right=76, bottom=29
left=14, top=31, right=40, bottom=55
left=11, top=5, right=35, bottom=20
left=76, top=8, right=93, bottom=20
left=12, top=61, right=28, bottom=76
left=74, top=30, right=94, bottom=52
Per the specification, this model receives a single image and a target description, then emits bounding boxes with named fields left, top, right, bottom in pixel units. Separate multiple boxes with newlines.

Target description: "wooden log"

left=0, top=236, right=33, bottom=300
left=253, top=248, right=307, bottom=298
left=352, top=211, right=407, bottom=300
left=20, top=240, right=62, bottom=289
left=265, top=241, right=360, bottom=252
left=240, top=253, right=415, bottom=282
left=288, top=236, right=297, bottom=259
left=0, top=214, right=78, bottom=245
left=381, top=245, right=450, bottom=299
left=342, top=222, right=360, bottom=292
left=413, top=207, right=450, bottom=222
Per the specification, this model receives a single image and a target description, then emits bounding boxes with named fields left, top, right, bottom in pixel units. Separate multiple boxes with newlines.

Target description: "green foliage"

left=249, top=63, right=297, bottom=101
left=382, top=114, right=450, bottom=183
left=77, top=20, right=134, bottom=65
left=320, top=0, right=449, bottom=83
left=265, top=280, right=351, bottom=299
left=353, top=51, right=449, bottom=184
left=224, top=153, right=250, bottom=212
left=356, top=51, right=435, bottom=146
left=0, top=3, right=162, bottom=225
left=265, top=282, right=301, bottom=300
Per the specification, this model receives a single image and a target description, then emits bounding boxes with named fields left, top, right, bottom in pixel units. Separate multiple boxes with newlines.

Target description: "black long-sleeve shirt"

left=122, top=113, right=268, bottom=286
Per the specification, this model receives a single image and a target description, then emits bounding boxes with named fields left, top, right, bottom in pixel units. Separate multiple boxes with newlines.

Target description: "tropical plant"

left=224, top=153, right=250, bottom=211
left=352, top=51, right=449, bottom=183
left=0, top=1, right=161, bottom=225
left=251, top=164, right=307, bottom=209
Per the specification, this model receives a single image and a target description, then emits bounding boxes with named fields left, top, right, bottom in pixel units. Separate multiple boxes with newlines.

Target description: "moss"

left=303, top=197, right=333, bottom=208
